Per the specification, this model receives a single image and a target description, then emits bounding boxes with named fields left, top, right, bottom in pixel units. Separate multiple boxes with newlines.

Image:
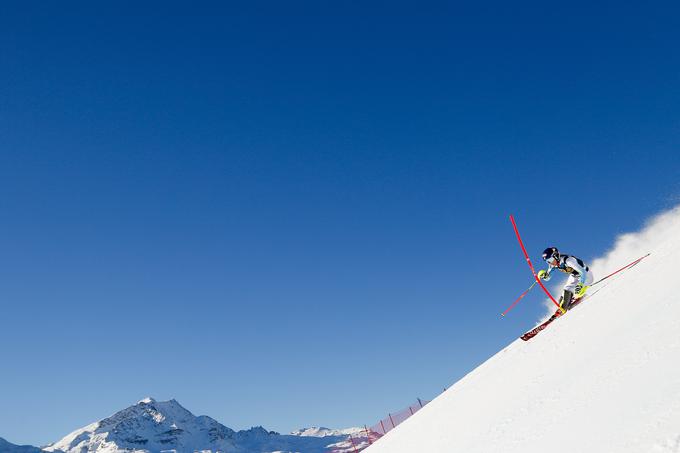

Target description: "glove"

left=537, top=270, right=550, bottom=281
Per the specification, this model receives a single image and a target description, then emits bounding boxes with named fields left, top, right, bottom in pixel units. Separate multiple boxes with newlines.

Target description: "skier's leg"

left=561, top=289, right=574, bottom=311
left=564, top=274, right=579, bottom=293
left=562, top=275, right=578, bottom=310
left=574, top=269, right=594, bottom=299
left=584, top=269, right=594, bottom=286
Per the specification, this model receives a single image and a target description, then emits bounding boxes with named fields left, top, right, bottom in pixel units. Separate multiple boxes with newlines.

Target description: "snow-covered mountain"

left=290, top=428, right=369, bottom=453
left=42, top=398, right=350, bottom=453
left=365, top=205, right=680, bottom=453
left=0, top=438, right=44, bottom=453
left=290, top=428, right=364, bottom=438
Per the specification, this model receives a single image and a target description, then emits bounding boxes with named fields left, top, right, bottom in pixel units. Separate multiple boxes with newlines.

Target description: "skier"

left=537, top=247, right=593, bottom=311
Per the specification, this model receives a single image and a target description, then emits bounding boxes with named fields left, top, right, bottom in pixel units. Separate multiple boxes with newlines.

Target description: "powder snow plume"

left=537, top=205, right=680, bottom=316
left=591, top=204, right=680, bottom=282
left=366, top=204, right=680, bottom=453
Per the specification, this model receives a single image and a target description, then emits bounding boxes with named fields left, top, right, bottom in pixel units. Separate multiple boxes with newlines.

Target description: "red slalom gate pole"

left=348, top=434, right=359, bottom=453
left=509, top=215, right=564, bottom=313
left=501, top=280, right=537, bottom=317
left=364, top=425, right=372, bottom=445
left=592, top=253, right=650, bottom=286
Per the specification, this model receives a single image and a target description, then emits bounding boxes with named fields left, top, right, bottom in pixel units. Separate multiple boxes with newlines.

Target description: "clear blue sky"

left=1, top=1, right=679, bottom=446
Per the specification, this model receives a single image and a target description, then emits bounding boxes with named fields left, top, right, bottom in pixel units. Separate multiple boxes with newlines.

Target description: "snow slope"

left=43, top=398, right=350, bottom=453
left=366, top=205, right=680, bottom=453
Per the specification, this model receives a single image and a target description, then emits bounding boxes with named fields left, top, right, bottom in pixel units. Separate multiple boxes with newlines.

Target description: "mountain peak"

left=43, top=398, right=350, bottom=453
left=45, top=398, right=234, bottom=453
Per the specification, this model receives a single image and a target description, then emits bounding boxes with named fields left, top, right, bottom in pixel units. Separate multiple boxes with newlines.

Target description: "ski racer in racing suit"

left=537, top=247, right=593, bottom=311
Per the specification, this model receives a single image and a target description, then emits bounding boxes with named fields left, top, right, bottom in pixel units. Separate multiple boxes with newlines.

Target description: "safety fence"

left=327, top=398, right=432, bottom=452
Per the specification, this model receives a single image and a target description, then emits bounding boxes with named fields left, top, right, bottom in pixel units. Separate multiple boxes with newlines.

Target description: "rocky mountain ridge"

left=3, top=398, right=355, bottom=453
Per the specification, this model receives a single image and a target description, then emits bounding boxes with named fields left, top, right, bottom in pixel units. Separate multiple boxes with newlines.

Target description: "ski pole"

left=501, top=280, right=537, bottom=317
left=591, top=253, right=650, bottom=287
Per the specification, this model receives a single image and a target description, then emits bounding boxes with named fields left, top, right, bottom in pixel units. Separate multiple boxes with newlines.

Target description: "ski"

left=519, top=294, right=590, bottom=341
left=520, top=309, right=562, bottom=341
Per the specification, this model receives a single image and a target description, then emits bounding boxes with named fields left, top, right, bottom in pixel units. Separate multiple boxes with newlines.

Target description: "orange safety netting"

left=327, top=398, right=430, bottom=452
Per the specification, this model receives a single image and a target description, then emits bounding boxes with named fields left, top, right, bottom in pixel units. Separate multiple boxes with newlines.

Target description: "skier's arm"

left=538, top=266, right=554, bottom=281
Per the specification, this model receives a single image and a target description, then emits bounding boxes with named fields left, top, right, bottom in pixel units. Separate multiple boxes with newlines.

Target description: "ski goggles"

left=545, top=255, right=558, bottom=266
